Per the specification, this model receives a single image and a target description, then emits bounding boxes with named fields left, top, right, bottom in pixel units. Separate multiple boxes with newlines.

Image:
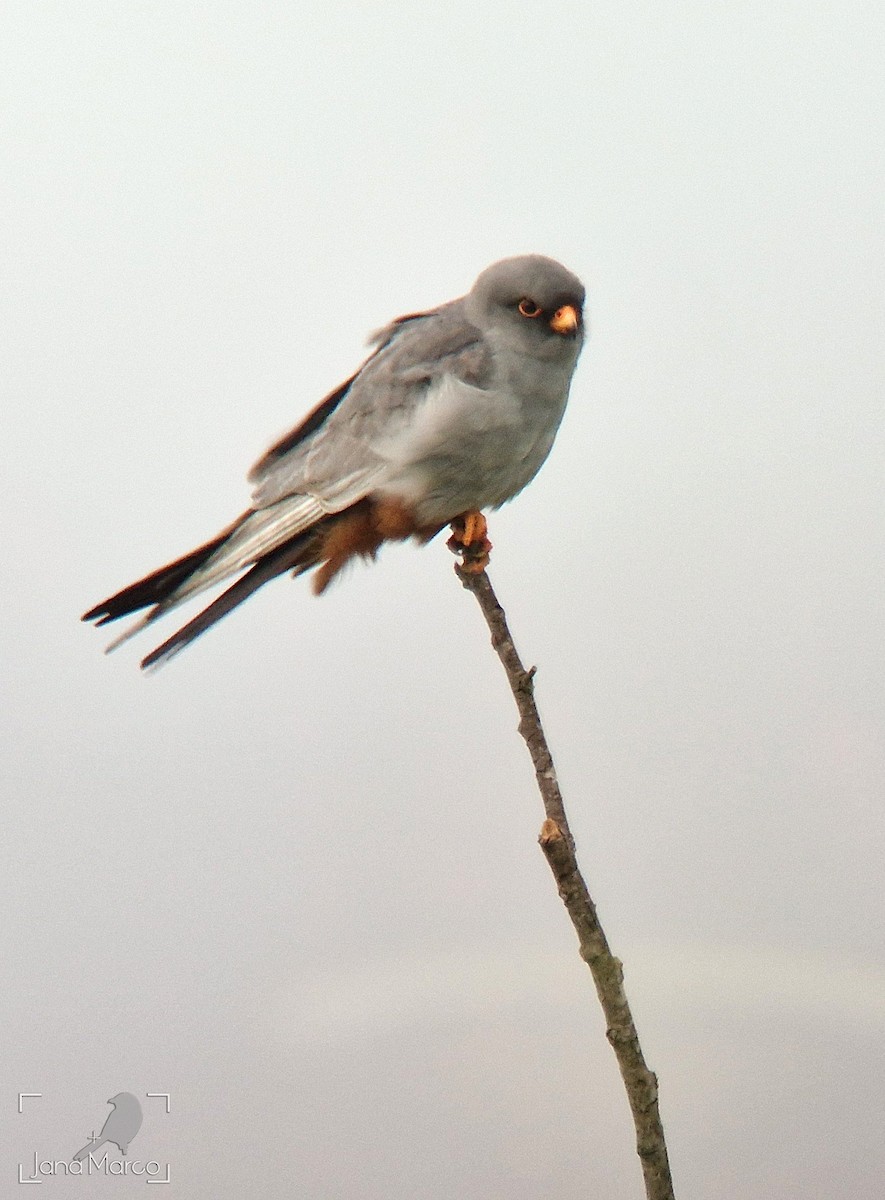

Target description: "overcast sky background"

left=3, top=2, right=884, bottom=1196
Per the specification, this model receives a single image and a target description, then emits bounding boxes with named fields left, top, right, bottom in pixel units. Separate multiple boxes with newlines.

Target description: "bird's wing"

left=248, top=302, right=493, bottom=510
left=247, top=371, right=361, bottom=480
left=87, top=303, right=495, bottom=663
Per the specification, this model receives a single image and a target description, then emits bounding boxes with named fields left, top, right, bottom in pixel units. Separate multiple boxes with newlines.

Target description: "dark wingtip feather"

left=137, top=530, right=316, bottom=670
left=248, top=376, right=357, bottom=480
left=81, top=604, right=125, bottom=625
left=81, top=522, right=243, bottom=627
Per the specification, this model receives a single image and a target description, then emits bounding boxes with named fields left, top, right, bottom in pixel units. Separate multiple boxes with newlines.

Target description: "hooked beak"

left=549, top=304, right=579, bottom=335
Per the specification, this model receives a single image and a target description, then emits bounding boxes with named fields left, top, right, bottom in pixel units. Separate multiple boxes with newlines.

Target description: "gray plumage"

left=83, top=255, right=585, bottom=667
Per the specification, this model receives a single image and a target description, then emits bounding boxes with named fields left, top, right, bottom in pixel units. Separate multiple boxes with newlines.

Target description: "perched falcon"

left=83, top=255, right=585, bottom=668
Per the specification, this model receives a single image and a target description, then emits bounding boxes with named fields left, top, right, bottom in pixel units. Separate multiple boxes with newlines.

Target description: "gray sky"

left=3, top=2, right=884, bottom=1196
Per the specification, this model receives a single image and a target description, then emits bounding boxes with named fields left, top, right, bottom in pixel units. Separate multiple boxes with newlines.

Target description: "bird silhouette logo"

left=72, top=1092, right=143, bottom=1161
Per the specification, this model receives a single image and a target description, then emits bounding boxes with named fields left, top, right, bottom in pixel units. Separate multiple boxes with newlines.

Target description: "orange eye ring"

left=518, top=298, right=542, bottom=318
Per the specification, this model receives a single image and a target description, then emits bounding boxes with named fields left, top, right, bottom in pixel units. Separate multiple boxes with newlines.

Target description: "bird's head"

left=466, top=255, right=586, bottom=362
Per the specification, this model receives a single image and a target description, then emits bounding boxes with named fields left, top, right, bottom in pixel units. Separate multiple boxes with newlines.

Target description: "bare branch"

left=455, top=564, right=675, bottom=1200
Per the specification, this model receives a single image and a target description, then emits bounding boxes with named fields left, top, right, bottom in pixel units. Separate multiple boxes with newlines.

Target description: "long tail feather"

left=81, top=522, right=241, bottom=625
left=83, top=496, right=327, bottom=631
left=83, top=493, right=380, bottom=668
left=140, top=531, right=317, bottom=670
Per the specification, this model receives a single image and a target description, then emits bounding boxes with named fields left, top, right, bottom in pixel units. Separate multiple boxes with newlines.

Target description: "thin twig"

left=455, top=564, right=675, bottom=1200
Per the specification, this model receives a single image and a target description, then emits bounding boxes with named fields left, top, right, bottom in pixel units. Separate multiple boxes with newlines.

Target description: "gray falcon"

left=83, top=255, right=585, bottom=668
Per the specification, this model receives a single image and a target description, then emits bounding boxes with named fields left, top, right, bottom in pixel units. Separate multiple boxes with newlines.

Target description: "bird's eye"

left=518, top=298, right=542, bottom=318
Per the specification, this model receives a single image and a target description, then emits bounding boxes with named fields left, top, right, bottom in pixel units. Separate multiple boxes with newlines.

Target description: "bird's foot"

left=447, top=510, right=492, bottom=573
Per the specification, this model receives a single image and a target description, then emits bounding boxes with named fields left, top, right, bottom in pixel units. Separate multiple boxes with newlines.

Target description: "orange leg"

left=447, top=509, right=492, bottom=573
